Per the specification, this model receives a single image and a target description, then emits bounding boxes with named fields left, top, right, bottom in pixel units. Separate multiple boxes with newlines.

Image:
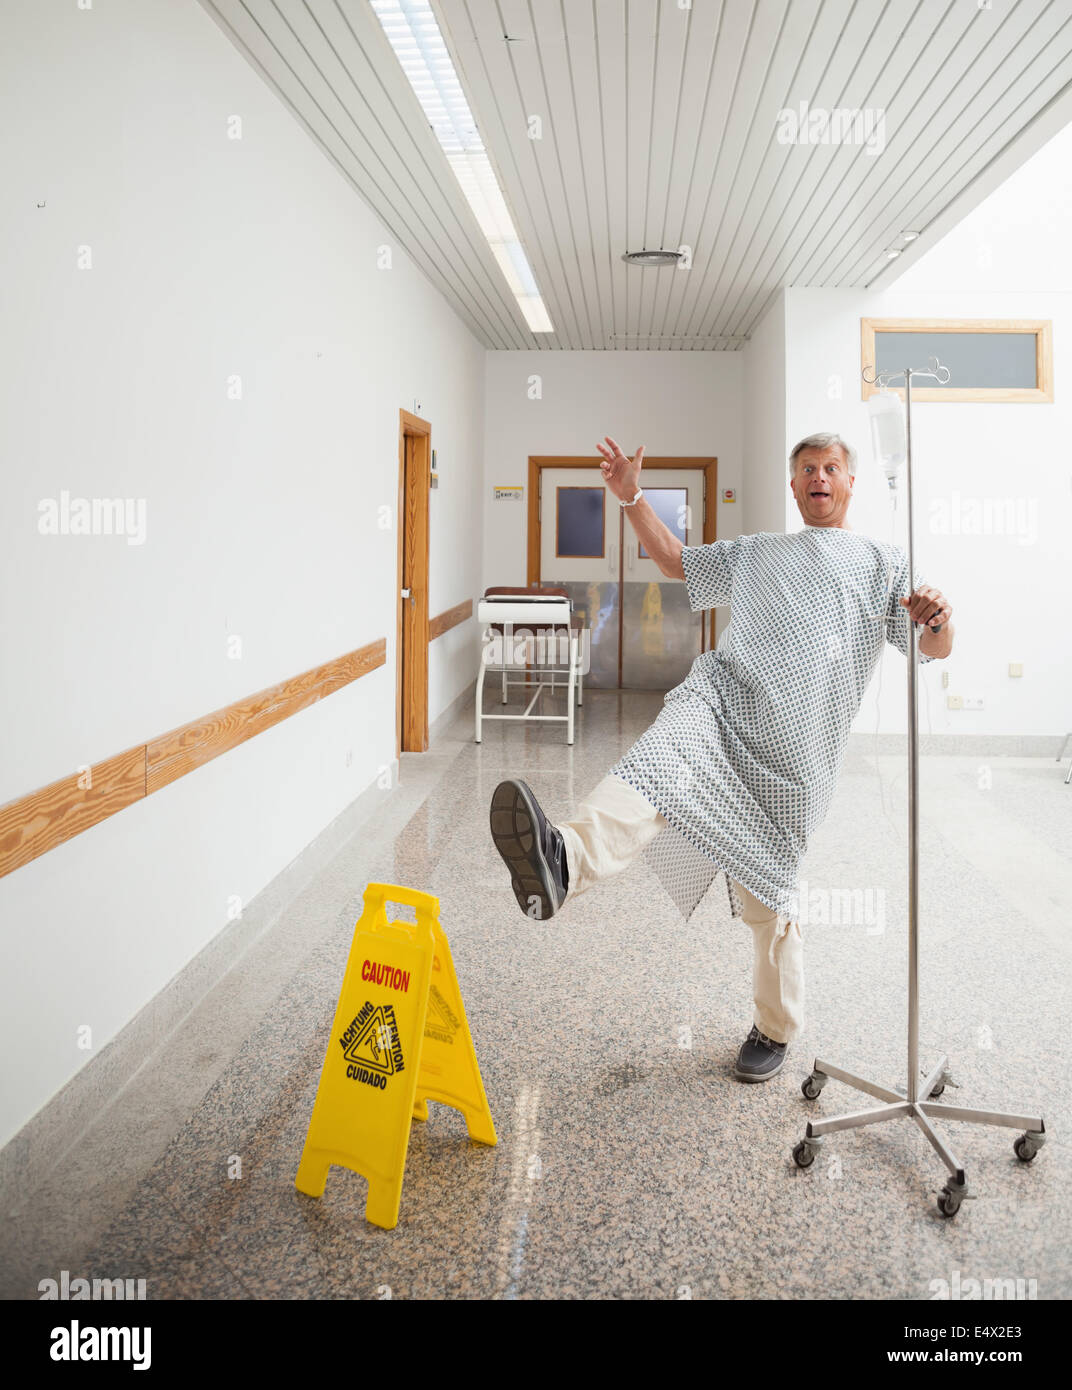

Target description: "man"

left=489, top=434, right=953, bottom=1082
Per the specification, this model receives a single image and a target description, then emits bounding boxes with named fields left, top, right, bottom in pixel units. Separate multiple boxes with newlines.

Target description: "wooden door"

left=397, top=411, right=430, bottom=753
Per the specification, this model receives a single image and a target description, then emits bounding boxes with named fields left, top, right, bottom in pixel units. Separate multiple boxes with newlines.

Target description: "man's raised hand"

left=596, top=435, right=644, bottom=503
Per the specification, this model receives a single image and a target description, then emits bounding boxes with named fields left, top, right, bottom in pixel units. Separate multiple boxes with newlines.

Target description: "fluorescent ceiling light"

left=372, top=0, right=553, bottom=334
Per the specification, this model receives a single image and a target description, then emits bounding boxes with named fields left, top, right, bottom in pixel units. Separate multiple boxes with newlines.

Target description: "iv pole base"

left=793, top=1055, right=1046, bottom=1217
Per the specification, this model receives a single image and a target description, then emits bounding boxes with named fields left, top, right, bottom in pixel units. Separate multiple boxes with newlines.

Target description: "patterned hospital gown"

left=610, top=526, right=933, bottom=921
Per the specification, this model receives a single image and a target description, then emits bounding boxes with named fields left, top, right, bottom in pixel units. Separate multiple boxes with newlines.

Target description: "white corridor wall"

left=483, top=349, right=745, bottom=584
left=742, top=290, right=788, bottom=537
left=0, top=0, right=485, bottom=1147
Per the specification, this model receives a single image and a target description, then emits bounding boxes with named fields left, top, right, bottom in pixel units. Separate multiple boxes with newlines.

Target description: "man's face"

left=790, top=445, right=854, bottom=527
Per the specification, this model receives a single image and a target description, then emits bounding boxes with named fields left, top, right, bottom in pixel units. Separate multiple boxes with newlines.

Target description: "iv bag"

left=868, top=388, right=906, bottom=486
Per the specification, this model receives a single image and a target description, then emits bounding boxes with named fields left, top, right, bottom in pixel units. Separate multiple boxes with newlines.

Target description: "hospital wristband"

left=620, top=489, right=643, bottom=507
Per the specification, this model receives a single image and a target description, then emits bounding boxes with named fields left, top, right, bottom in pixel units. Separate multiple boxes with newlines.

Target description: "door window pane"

left=639, top=488, right=687, bottom=558
left=556, top=487, right=605, bottom=557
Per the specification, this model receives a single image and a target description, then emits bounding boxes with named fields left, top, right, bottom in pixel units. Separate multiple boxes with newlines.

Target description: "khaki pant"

left=558, top=774, right=804, bottom=1044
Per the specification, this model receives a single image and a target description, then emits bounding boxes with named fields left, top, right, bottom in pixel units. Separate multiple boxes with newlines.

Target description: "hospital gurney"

left=474, top=586, right=586, bottom=745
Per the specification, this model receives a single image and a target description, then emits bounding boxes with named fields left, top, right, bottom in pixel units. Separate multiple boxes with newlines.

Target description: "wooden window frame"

left=861, top=318, right=1053, bottom=403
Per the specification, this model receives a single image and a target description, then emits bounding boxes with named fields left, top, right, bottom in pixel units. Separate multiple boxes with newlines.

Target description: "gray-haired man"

left=491, top=435, right=953, bottom=1082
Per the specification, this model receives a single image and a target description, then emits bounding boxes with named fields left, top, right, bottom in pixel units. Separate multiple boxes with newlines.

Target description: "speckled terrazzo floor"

left=4, top=691, right=1071, bottom=1299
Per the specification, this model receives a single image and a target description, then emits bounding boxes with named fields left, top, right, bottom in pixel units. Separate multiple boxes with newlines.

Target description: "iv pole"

left=790, top=358, right=1046, bottom=1217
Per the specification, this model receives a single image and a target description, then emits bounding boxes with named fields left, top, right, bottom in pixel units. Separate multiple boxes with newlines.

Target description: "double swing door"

left=538, top=468, right=706, bottom=689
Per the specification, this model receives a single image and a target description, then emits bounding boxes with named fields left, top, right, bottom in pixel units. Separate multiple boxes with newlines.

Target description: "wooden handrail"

left=0, top=638, right=387, bottom=880
left=428, top=598, right=472, bottom=641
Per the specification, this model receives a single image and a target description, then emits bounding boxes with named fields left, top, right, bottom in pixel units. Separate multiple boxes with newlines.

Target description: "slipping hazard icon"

left=296, top=883, right=496, bottom=1229
left=342, top=1007, right=399, bottom=1075
left=424, top=985, right=461, bottom=1046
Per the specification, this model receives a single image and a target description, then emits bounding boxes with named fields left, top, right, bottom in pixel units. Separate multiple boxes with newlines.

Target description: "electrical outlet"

left=964, top=696, right=984, bottom=711
left=1008, top=662, right=1023, bottom=678
left=947, top=694, right=963, bottom=710
left=941, top=671, right=950, bottom=689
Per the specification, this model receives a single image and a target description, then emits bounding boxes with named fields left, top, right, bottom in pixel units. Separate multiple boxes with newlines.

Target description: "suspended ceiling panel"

left=200, top=0, right=1072, bottom=350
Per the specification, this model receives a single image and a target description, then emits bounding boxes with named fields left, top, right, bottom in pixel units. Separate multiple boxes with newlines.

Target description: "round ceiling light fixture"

left=621, top=248, right=684, bottom=266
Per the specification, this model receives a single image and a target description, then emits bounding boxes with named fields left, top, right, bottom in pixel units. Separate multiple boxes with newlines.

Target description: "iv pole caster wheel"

left=1014, top=1130, right=1045, bottom=1163
left=792, top=1133, right=822, bottom=1169
left=928, top=1069, right=956, bottom=1099
left=937, top=1178, right=968, bottom=1218
left=801, top=1072, right=826, bottom=1101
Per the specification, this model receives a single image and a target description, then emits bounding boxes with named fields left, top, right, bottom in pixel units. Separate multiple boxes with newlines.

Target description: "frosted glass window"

left=875, top=331, right=1037, bottom=388
left=556, top=487, right=604, bottom=557
left=639, top=488, right=687, bottom=558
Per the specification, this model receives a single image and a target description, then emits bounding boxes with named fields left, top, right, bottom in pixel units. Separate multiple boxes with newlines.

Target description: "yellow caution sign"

left=295, top=882, right=496, bottom=1229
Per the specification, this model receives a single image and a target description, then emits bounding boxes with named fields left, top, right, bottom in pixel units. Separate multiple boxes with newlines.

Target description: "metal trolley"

left=474, top=587, right=586, bottom=746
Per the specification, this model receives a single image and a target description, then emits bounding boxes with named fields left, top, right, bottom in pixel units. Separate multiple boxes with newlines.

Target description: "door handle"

left=401, top=588, right=415, bottom=606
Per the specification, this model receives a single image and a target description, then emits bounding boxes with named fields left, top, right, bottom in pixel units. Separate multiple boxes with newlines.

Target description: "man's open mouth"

left=810, top=490, right=830, bottom=498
